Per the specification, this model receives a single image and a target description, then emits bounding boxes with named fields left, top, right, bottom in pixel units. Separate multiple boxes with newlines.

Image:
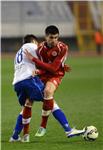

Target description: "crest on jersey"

left=52, top=51, right=57, bottom=56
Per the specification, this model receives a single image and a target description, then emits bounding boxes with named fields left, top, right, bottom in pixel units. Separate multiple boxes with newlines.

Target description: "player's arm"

left=25, top=48, right=67, bottom=74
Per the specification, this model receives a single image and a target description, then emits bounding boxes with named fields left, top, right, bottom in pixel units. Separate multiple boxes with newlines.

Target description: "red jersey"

left=32, top=41, right=69, bottom=84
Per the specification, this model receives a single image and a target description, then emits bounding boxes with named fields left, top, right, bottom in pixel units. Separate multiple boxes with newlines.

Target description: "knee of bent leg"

left=25, top=99, right=33, bottom=107
left=44, top=86, right=54, bottom=98
left=44, top=82, right=56, bottom=98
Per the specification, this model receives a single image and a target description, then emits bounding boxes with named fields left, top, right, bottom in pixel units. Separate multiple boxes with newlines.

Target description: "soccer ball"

left=82, top=126, right=99, bottom=141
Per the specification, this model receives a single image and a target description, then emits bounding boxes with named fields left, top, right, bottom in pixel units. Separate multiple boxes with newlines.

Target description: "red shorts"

left=48, top=77, right=62, bottom=88
left=41, top=76, right=62, bottom=88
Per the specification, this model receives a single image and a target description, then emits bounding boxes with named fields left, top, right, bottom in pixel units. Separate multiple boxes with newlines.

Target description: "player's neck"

left=45, top=42, right=58, bottom=49
left=45, top=42, right=52, bottom=48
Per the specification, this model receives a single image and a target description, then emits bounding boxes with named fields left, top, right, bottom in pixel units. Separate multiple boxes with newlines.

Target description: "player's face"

left=45, top=34, right=59, bottom=47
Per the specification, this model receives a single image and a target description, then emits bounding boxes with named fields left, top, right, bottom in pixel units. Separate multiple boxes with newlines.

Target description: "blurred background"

left=1, top=0, right=103, bottom=54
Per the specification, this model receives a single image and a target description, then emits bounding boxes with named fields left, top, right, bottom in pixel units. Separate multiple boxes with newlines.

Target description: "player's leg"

left=35, top=81, right=55, bottom=137
left=9, top=81, right=26, bottom=142
left=21, top=99, right=33, bottom=142
left=9, top=99, right=33, bottom=142
left=9, top=110, right=23, bottom=142
left=10, top=76, right=44, bottom=141
left=52, top=102, right=71, bottom=133
left=22, top=76, right=45, bottom=141
left=41, top=81, right=55, bottom=126
left=35, top=77, right=71, bottom=137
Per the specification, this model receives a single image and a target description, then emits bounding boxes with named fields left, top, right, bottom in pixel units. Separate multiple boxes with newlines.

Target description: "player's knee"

left=44, top=87, right=54, bottom=98
left=44, top=81, right=56, bottom=98
left=25, top=99, right=33, bottom=107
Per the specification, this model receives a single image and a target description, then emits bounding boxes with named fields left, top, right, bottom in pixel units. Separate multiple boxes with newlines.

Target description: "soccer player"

left=25, top=25, right=85, bottom=138
left=9, top=34, right=45, bottom=142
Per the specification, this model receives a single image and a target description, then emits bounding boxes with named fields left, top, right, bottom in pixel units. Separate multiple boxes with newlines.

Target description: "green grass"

left=1, top=55, right=103, bottom=150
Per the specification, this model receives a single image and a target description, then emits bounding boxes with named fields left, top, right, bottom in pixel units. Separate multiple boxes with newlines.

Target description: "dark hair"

left=23, top=34, right=38, bottom=44
left=45, top=25, right=59, bottom=35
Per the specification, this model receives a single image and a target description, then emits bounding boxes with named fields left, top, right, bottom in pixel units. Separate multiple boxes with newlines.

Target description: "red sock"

left=41, top=116, right=48, bottom=128
left=40, top=99, right=54, bottom=128
left=22, top=106, right=32, bottom=135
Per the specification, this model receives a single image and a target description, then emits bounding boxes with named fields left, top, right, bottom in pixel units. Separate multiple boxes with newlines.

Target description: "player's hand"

left=32, top=69, right=40, bottom=77
left=64, top=64, right=71, bottom=72
left=24, top=49, right=34, bottom=60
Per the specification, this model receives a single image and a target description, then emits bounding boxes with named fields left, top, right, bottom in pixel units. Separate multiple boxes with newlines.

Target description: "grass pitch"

left=1, top=54, right=103, bottom=150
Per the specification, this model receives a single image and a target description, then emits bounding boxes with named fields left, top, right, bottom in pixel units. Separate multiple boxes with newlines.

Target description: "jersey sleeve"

left=32, top=45, right=68, bottom=74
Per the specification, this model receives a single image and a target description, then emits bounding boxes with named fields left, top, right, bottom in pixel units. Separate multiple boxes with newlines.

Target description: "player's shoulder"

left=23, top=43, right=37, bottom=49
left=38, top=41, right=46, bottom=52
left=57, top=41, right=69, bottom=50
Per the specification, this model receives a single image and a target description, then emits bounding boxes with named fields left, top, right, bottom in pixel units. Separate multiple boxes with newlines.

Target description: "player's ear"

left=45, top=34, right=49, bottom=39
left=32, top=39, right=38, bottom=45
